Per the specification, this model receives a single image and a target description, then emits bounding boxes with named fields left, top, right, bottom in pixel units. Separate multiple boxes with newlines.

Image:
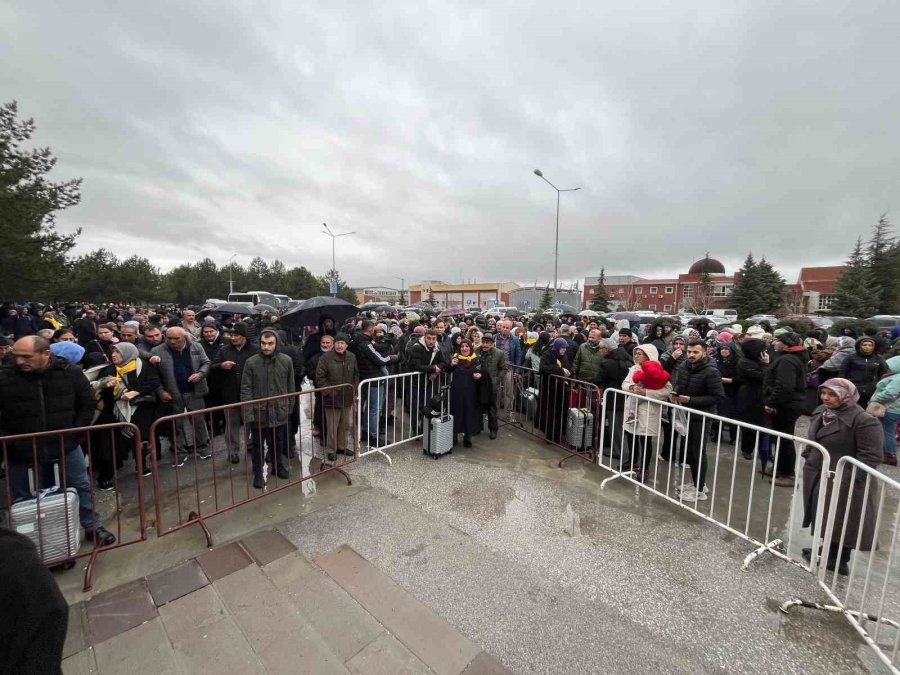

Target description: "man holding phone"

left=669, top=340, right=725, bottom=502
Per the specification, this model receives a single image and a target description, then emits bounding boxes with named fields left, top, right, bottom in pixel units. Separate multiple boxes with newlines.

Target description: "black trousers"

left=684, top=418, right=709, bottom=492
left=770, top=408, right=801, bottom=477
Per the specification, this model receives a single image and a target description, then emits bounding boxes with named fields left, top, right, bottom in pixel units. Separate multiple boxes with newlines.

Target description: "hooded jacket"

left=0, top=357, right=96, bottom=462
left=762, top=348, right=806, bottom=411
left=820, top=336, right=855, bottom=374
left=479, top=343, right=508, bottom=393
left=240, top=332, right=296, bottom=426
left=838, top=337, right=888, bottom=397
left=872, top=355, right=900, bottom=414
left=621, top=343, right=673, bottom=435
left=407, top=337, right=448, bottom=375
left=350, top=331, right=395, bottom=381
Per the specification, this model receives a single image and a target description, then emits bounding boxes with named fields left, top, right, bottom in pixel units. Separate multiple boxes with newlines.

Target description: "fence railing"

left=148, top=384, right=356, bottom=546
left=781, top=456, right=900, bottom=673
left=597, top=388, right=833, bottom=571
left=503, top=364, right=601, bottom=467
left=357, top=371, right=452, bottom=464
left=1, top=422, right=147, bottom=592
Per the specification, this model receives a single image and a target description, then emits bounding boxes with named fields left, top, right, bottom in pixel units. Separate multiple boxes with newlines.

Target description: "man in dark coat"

left=351, top=320, right=399, bottom=446
left=617, top=328, right=636, bottom=358
left=212, top=322, right=258, bottom=464
left=407, top=329, right=448, bottom=430
left=763, top=332, right=807, bottom=485
left=478, top=333, right=508, bottom=440
left=596, top=337, right=635, bottom=460
left=12, top=306, right=39, bottom=339
left=734, top=338, right=770, bottom=460
left=0, top=526, right=70, bottom=674
left=0, top=336, right=116, bottom=547
left=669, top=340, right=725, bottom=501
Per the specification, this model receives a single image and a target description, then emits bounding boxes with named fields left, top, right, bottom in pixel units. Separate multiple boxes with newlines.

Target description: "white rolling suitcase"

left=421, top=384, right=454, bottom=458
left=9, top=465, right=81, bottom=563
left=567, top=408, right=594, bottom=450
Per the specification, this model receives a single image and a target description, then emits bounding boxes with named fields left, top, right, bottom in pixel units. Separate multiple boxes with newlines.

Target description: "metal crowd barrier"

left=503, top=364, right=600, bottom=468
left=1, top=422, right=147, bottom=592
left=148, top=384, right=356, bottom=546
left=781, top=456, right=900, bottom=673
left=597, top=388, right=833, bottom=571
left=357, top=371, right=452, bottom=464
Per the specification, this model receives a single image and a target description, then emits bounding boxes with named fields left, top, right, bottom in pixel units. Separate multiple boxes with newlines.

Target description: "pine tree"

left=756, top=257, right=786, bottom=313
left=427, top=288, right=438, bottom=307
left=866, top=214, right=900, bottom=313
left=589, top=268, right=611, bottom=313
left=832, top=238, right=880, bottom=318
left=729, top=253, right=759, bottom=317
left=538, top=284, right=553, bottom=312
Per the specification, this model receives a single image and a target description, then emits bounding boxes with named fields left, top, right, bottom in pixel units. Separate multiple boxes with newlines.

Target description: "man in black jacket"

left=763, top=331, right=807, bottom=486
left=351, top=321, right=399, bottom=446
left=0, top=337, right=116, bottom=547
left=212, top=323, right=258, bottom=464
left=669, top=340, right=725, bottom=501
left=407, top=329, right=448, bottom=431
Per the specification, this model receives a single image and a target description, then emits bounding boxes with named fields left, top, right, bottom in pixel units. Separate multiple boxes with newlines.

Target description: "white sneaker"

left=679, top=486, right=708, bottom=501
left=674, top=482, right=708, bottom=494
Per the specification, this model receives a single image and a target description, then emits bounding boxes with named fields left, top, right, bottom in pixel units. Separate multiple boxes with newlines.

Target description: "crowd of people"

left=1, top=301, right=896, bottom=574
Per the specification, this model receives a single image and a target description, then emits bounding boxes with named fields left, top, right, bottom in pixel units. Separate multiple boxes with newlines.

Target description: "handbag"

left=866, top=401, right=887, bottom=418
left=806, top=368, right=822, bottom=389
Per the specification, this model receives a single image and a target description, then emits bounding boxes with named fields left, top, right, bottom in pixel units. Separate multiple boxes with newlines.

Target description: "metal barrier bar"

left=502, top=364, right=600, bottom=468
left=1, top=422, right=146, bottom=592
left=781, top=456, right=900, bottom=674
left=148, top=384, right=356, bottom=545
left=357, top=371, right=452, bottom=464
left=596, top=388, right=833, bottom=572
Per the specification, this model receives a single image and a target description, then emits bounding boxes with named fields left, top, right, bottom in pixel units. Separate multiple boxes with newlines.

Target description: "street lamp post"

left=533, top=169, right=580, bottom=304
left=321, top=223, right=356, bottom=297
left=228, top=253, right=237, bottom=296
left=394, top=276, right=405, bottom=305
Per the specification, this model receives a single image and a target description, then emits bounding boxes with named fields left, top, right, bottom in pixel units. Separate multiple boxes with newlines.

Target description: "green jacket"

left=872, top=355, right=900, bottom=414
left=479, top=346, right=508, bottom=394
left=573, top=342, right=603, bottom=383
left=315, top=349, right=359, bottom=407
left=240, top=350, right=296, bottom=426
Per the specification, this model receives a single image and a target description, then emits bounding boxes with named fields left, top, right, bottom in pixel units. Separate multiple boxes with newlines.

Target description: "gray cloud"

left=3, top=0, right=898, bottom=290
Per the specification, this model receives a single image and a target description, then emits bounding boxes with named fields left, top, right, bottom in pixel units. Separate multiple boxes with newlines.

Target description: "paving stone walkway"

left=62, top=530, right=508, bottom=675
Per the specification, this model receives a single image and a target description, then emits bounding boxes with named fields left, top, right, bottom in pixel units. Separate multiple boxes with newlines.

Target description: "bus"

left=228, top=291, right=278, bottom=307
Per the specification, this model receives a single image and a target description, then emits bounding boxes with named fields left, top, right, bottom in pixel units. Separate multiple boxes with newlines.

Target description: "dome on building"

left=688, top=257, right=726, bottom=275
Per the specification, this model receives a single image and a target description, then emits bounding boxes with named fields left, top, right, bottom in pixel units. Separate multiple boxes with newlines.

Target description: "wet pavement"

left=13, top=404, right=900, bottom=673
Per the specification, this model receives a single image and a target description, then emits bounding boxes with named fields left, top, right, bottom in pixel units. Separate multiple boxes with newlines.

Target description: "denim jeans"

left=882, top=411, right=900, bottom=457
left=362, top=381, right=385, bottom=437
left=8, top=446, right=101, bottom=530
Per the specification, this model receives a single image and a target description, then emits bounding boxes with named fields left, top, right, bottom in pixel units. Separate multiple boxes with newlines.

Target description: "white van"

left=701, top=308, right=737, bottom=319
left=228, top=291, right=278, bottom=307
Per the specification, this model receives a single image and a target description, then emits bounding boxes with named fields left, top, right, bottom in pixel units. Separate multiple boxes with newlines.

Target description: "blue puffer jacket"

left=872, top=355, right=900, bottom=414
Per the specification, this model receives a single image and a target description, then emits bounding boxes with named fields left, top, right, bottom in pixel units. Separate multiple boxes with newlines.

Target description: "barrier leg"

left=780, top=599, right=900, bottom=630
left=188, top=511, right=214, bottom=548
left=741, top=539, right=784, bottom=570
left=600, top=470, right=635, bottom=489
left=82, top=547, right=102, bottom=593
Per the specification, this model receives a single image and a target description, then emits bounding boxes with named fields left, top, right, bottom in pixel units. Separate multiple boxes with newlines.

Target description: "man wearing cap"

left=241, top=330, right=295, bottom=488
left=762, top=331, right=807, bottom=486
left=479, top=333, right=507, bottom=439
left=212, top=322, right=258, bottom=464
left=617, top=328, right=636, bottom=358
left=315, top=333, right=359, bottom=463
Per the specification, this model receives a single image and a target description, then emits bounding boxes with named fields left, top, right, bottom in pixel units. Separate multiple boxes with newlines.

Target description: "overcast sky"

left=2, top=1, right=898, bottom=290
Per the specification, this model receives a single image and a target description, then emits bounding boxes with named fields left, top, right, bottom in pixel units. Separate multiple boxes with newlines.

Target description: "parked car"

left=746, top=314, right=779, bottom=325
left=782, top=314, right=834, bottom=329
left=866, top=315, right=900, bottom=328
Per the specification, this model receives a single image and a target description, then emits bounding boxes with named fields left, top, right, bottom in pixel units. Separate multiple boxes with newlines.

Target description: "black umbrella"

left=280, top=296, right=358, bottom=330
left=197, top=302, right=258, bottom=319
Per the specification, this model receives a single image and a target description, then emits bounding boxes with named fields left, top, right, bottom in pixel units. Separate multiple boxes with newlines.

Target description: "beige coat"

left=621, top=360, right=673, bottom=436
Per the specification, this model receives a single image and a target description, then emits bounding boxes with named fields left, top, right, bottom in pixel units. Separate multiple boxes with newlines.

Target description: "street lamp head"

left=533, top=169, right=543, bottom=177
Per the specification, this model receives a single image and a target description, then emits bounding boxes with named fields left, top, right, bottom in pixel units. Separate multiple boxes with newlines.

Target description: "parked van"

left=701, top=308, right=737, bottom=319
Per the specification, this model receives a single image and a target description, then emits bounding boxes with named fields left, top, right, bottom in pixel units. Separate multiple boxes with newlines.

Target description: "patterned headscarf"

left=819, top=378, right=859, bottom=406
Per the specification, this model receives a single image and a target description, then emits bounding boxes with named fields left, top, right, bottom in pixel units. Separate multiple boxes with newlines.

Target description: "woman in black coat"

left=90, top=342, right=160, bottom=489
left=715, top=343, right=740, bottom=443
left=538, top=338, right=572, bottom=443
left=734, top=338, right=771, bottom=462
left=448, top=339, right=485, bottom=447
